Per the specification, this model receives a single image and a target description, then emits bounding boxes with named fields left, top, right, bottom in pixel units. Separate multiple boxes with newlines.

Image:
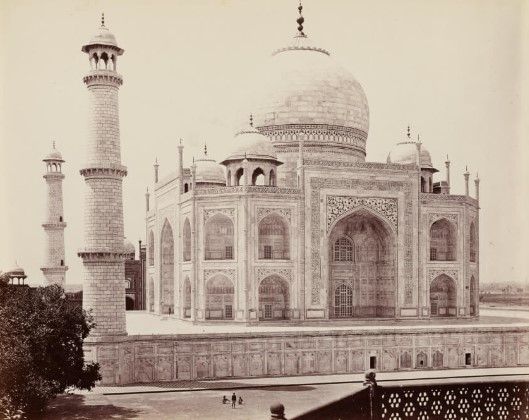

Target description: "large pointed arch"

left=328, top=208, right=396, bottom=318
left=258, top=213, right=290, bottom=259
left=204, top=214, right=234, bottom=260
left=160, top=219, right=174, bottom=314
left=430, top=274, right=457, bottom=317
left=429, top=218, right=457, bottom=261
left=258, top=275, right=290, bottom=320
left=205, top=274, right=234, bottom=319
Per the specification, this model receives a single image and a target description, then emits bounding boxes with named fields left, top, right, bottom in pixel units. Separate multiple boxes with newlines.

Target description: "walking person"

left=231, top=392, right=236, bottom=408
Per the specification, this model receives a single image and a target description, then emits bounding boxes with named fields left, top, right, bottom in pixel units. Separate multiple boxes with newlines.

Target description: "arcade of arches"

left=430, top=274, right=457, bottom=317
left=160, top=221, right=174, bottom=314
left=328, top=210, right=396, bottom=318
left=258, top=275, right=290, bottom=320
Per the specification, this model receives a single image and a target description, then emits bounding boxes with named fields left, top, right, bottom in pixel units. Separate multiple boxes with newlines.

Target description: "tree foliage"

left=0, top=283, right=100, bottom=418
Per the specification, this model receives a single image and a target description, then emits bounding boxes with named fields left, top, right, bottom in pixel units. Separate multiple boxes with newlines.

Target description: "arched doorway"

left=430, top=218, right=457, bottom=261
left=430, top=274, right=457, bottom=317
left=160, top=220, right=174, bottom=314
left=258, top=214, right=290, bottom=259
left=125, top=296, right=135, bottom=310
left=205, top=275, right=234, bottom=319
left=328, top=209, right=396, bottom=318
left=258, top=276, right=289, bottom=320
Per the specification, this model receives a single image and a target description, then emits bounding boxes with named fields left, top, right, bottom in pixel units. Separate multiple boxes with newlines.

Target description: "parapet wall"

left=84, top=326, right=529, bottom=385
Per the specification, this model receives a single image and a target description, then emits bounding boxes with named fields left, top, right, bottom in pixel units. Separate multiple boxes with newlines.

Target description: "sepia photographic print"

left=1, top=0, right=528, bottom=418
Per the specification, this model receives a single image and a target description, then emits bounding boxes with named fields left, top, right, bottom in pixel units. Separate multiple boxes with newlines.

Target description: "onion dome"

left=43, top=141, right=64, bottom=162
left=6, top=262, right=25, bottom=277
left=250, top=3, right=369, bottom=162
left=81, top=14, right=124, bottom=55
left=123, top=237, right=135, bottom=256
left=254, top=36, right=369, bottom=133
left=221, top=122, right=280, bottom=165
left=194, top=145, right=226, bottom=184
left=387, top=135, right=437, bottom=172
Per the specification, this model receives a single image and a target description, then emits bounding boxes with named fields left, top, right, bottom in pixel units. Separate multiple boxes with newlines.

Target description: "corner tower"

left=41, top=142, right=68, bottom=286
left=78, top=15, right=127, bottom=336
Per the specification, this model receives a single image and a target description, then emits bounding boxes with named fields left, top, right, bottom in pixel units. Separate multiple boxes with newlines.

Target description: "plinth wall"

left=83, top=326, right=529, bottom=385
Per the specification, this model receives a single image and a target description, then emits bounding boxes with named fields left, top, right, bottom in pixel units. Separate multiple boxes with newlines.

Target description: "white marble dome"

left=194, top=153, right=225, bottom=184
left=82, top=20, right=123, bottom=54
left=387, top=141, right=436, bottom=170
left=123, top=238, right=135, bottom=255
left=222, top=128, right=279, bottom=164
left=44, top=144, right=63, bottom=161
left=252, top=35, right=369, bottom=135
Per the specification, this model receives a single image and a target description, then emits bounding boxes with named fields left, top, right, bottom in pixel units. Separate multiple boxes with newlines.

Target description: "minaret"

left=78, top=15, right=127, bottom=336
left=41, top=143, right=68, bottom=286
left=464, top=166, right=470, bottom=196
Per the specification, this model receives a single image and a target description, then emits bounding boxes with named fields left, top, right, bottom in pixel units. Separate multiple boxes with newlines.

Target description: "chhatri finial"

left=249, top=113, right=254, bottom=128
left=417, top=133, right=421, bottom=143
left=204, top=142, right=208, bottom=156
left=297, top=1, right=305, bottom=36
left=407, top=125, right=411, bottom=139
left=101, top=13, right=105, bottom=27
left=52, top=140, right=56, bottom=149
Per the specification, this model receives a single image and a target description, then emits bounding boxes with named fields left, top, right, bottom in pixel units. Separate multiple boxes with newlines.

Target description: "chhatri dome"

left=81, top=13, right=124, bottom=54
left=43, top=141, right=63, bottom=162
left=222, top=117, right=280, bottom=164
left=387, top=128, right=438, bottom=172
left=252, top=3, right=369, bottom=162
left=193, top=145, right=225, bottom=185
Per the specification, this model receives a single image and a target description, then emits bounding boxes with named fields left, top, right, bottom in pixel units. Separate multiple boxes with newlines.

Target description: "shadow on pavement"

left=41, top=394, right=141, bottom=419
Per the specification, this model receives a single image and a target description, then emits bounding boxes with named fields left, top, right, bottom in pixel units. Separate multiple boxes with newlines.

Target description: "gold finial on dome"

left=407, top=125, right=411, bottom=139
left=297, top=1, right=305, bottom=36
left=249, top=113, right=254, bottom=128
left=204, top=142, right=208, bottom=156
left=101, top=13, right=105, bottom=27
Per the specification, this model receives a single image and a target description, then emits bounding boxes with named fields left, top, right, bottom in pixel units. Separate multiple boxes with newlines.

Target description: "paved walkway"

left=92, top=366, right=529, bottom=395
left=46, top=369, right=529, bottom=420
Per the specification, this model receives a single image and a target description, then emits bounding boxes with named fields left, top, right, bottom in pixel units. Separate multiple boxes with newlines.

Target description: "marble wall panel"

left=285, top=353, right=299, bottom=375
left=195, top=355, right=210, bottom=378
left=213, top=354, right=231, bottom=377
left=351, top=350, right=365, bottom=372
left=232, top=354, right=247, bottom=377
left=136, top=357, right=155, bottom=382
left=177, top=356, right=192, bottom=380
left=318, top=351, right=332, bottom=373
left=156, top=356, right=174, bottom=381
left=267, top=352, right=282, bottom=375
left=248, top=353, right=264, bottom=376
left=334, top=350, right=348, bottom=373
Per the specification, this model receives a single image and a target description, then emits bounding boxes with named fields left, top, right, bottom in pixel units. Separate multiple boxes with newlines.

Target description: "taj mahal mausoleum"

left=72, top=7, right=529, bottom=385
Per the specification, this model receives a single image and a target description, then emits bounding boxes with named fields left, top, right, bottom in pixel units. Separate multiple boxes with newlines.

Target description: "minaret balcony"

left=42, top=222, right=67, bottom=229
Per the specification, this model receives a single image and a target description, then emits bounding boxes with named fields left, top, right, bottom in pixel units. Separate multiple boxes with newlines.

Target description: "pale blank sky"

left=0, top=0, right=528, bottom=286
